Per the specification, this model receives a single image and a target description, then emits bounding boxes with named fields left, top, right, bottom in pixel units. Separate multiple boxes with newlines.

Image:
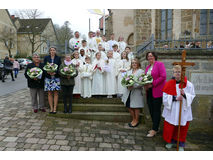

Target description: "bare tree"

left=14, top=9, right=43, bottom=19
left=54, top=21, right=73, bottom=51
left=0, top=26, right=16, bottom=57
left=14, top=9, right=55, bottom=55
left=55, top=21, right=73, bottom=44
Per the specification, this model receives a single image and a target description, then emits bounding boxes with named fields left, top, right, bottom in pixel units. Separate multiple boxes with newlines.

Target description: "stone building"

left=12, top=17, right=58, bottom=56
left=103, top=9, right=213, bottom=51
left=100, top=9, right=135, bottom=47
left=102, top=9, right=213, bottom=127
left=0, top=9, right=17, bottom=59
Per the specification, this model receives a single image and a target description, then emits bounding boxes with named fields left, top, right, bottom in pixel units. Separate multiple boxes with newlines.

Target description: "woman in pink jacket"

left=144, top=52, right=167, bottom=137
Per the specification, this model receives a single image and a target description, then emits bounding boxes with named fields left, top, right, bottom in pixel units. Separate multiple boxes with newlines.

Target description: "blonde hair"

left=131, top=58, right=141, bottom=69
left=173, top=65, right=181, bottom=72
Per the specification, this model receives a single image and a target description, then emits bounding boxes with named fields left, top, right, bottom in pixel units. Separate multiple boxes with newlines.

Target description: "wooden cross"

left=172, top=50, right=195, bottom=151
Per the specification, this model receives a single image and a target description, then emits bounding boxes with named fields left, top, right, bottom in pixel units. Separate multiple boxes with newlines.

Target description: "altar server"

left=162, top=65, right=196, bottom=151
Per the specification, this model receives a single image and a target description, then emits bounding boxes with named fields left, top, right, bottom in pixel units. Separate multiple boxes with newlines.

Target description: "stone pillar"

left=173, top=9, right=181, bottom=40
left=133, top=9, right=152, bottom=50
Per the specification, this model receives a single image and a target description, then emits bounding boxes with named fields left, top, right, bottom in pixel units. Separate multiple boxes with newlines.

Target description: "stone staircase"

left=48, top=97, right=145, bottom=123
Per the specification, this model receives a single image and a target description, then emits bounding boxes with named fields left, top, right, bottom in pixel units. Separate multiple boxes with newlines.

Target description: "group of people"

left=1, top=56, right=20, bottom=82
left=24, top=30, right=196, bottom=151
left=121, top=51, right=195, bottom=151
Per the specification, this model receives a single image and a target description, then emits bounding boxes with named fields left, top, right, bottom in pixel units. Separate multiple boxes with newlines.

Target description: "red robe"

left=162, top=77, right=189, bottom=144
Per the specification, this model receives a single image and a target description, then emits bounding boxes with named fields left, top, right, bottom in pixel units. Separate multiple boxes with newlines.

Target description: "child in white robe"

left=94, top=44, right=107, bottom=61
left=116, top=51, right=131, bottom=97
left=71, top=51, right=83, bottom=97
left=162, top=65, right=196, bottom=151
left=78, top=40, right=89, bottom=57
left=118, top=36, right=127, bottom=53
left=112, top=44, right=121, bottom=61
left=87, top=31, right=97, bottom=62
left=79, top=56, right=93, bottom=98
left=104, top=50, right=117, bottom=98
left=79, top=49, right=86, bottom=63
left=91, top=52, right=105, bottom=96
left=125, top=46, right=134, bottom=61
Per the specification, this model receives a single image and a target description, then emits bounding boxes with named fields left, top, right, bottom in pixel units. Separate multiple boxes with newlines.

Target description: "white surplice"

left=91, top=58, right=105, bottom=95
left=87, top=37, right=97, bottom=61
left=104, top=58, right=117, bottom=95
left=79, top=55, right=86, bottom=63
left=116, top=59, right=131, bottom=94
left=107, top=40, right=119, bottom=50
left=78, top=46, right=90, bottom=57
left=69, top=37, right=82, bottom=50
left=93, top=51, right=107, bottom=61
left=71, top=58, right=83, bottom=94
left=113, top=51, right=121, bottom=61
left=118, top=41, right=127, bottom=53
left=162, top=81, right=196, bottom=126
left=98, top=41, right=110, bottom=52
left=127, top=52, right=135, bottom=61
left=79, top=63, right=93, bottom=98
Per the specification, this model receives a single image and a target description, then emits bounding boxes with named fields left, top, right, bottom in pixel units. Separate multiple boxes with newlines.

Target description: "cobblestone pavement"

left=0, top=89, right=212, bottom=151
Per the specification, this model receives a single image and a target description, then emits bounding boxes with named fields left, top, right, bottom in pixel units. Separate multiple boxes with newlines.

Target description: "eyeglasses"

left=174, top=71, right=181, bottom=73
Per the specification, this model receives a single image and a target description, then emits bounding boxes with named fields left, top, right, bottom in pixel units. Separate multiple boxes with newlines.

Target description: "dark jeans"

left=61, top=85, right=74, bottom=112
left=14, top=68, right=19, bottom=77
left=147, top=88, right=162, bottom=131
left=2, top=69, right=14, bottom=81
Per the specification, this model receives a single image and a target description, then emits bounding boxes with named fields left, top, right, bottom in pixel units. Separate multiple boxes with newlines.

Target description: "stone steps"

left=48, top=97, right=145, bottom=123
left=58, top=97, right=123, bottom=104
left=56, top=103, right=127, bottom=112
left=48, top=111, right=145, bottom=123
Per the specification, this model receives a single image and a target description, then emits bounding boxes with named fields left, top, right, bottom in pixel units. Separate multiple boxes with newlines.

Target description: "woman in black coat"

left=24, top=53, right=45, bottom=113
left=43, top=46, right=61, bottom=114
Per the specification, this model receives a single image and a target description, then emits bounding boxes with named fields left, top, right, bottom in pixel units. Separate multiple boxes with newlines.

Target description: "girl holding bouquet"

left=24, top=53, right=45, bottom=113
left=44, top=46, right=61, bottom=114
left=79, top=56, right=93, bottom=98
left=59, top=54, right=78, bottom=113
left=122, top=58, right=144, bottom=128
left=91, top=52, right=105, bottom=97
left=116, top=51, right=131, bottom=97
left=71, top=51, right=83, bottom=98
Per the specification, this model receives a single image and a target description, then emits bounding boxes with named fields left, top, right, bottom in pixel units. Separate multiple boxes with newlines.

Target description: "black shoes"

left=128, top=122, right=140, bottom=128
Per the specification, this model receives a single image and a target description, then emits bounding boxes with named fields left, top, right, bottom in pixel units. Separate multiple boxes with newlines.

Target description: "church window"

left=200, top=9, right=213, bottom=35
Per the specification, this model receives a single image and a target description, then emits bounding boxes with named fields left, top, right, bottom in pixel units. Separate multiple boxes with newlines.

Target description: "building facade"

left=103, top=9, right=213, bottom=51
left=0, top=9, right=17, bottom=59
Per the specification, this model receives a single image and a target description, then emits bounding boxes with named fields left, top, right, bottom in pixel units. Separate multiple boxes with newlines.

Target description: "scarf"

left=162, top=77, right=187, bottom=96
left=64, top=60, right=72, bottom=66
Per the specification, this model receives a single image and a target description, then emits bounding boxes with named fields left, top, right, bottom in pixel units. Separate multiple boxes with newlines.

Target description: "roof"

left=5, top=9, right=17, bottom=30
left=17, top=18, right=51, bottom=33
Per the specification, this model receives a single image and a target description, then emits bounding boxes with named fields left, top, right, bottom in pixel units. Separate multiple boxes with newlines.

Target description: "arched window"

left=161, top=9, right=173, bottom=40
left=127, top=33, right=134, bottom=45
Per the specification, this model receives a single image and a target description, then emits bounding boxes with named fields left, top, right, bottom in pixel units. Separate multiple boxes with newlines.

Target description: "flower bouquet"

left=136, top=73, right=153, bottom=85
left=121, top=74, right=136, bottom=87
left=27, top=67, right=43, bottom=79
left=60, top=65, right=76, bottom=76
left=43, top=62, right=58, bottom=72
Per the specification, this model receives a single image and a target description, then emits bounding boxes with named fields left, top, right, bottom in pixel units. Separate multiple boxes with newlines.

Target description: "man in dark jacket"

left=24, top=53, right=45, bottom=113
left=2, top=56, right=15, bottom=82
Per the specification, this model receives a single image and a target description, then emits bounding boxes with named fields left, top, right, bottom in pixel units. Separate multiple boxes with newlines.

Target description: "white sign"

left=191, top=73, right=213, bottom=95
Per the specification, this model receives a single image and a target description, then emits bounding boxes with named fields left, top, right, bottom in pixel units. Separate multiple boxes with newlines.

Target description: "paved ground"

left=0, top=88, right=212, bottom=151
left=0, top=71, right=27, bottom=96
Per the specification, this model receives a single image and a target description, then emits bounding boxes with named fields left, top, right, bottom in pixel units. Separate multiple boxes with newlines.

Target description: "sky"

left=4, top=0, right=209, bottom=39
left=9, top=9, right=108, bottom=38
